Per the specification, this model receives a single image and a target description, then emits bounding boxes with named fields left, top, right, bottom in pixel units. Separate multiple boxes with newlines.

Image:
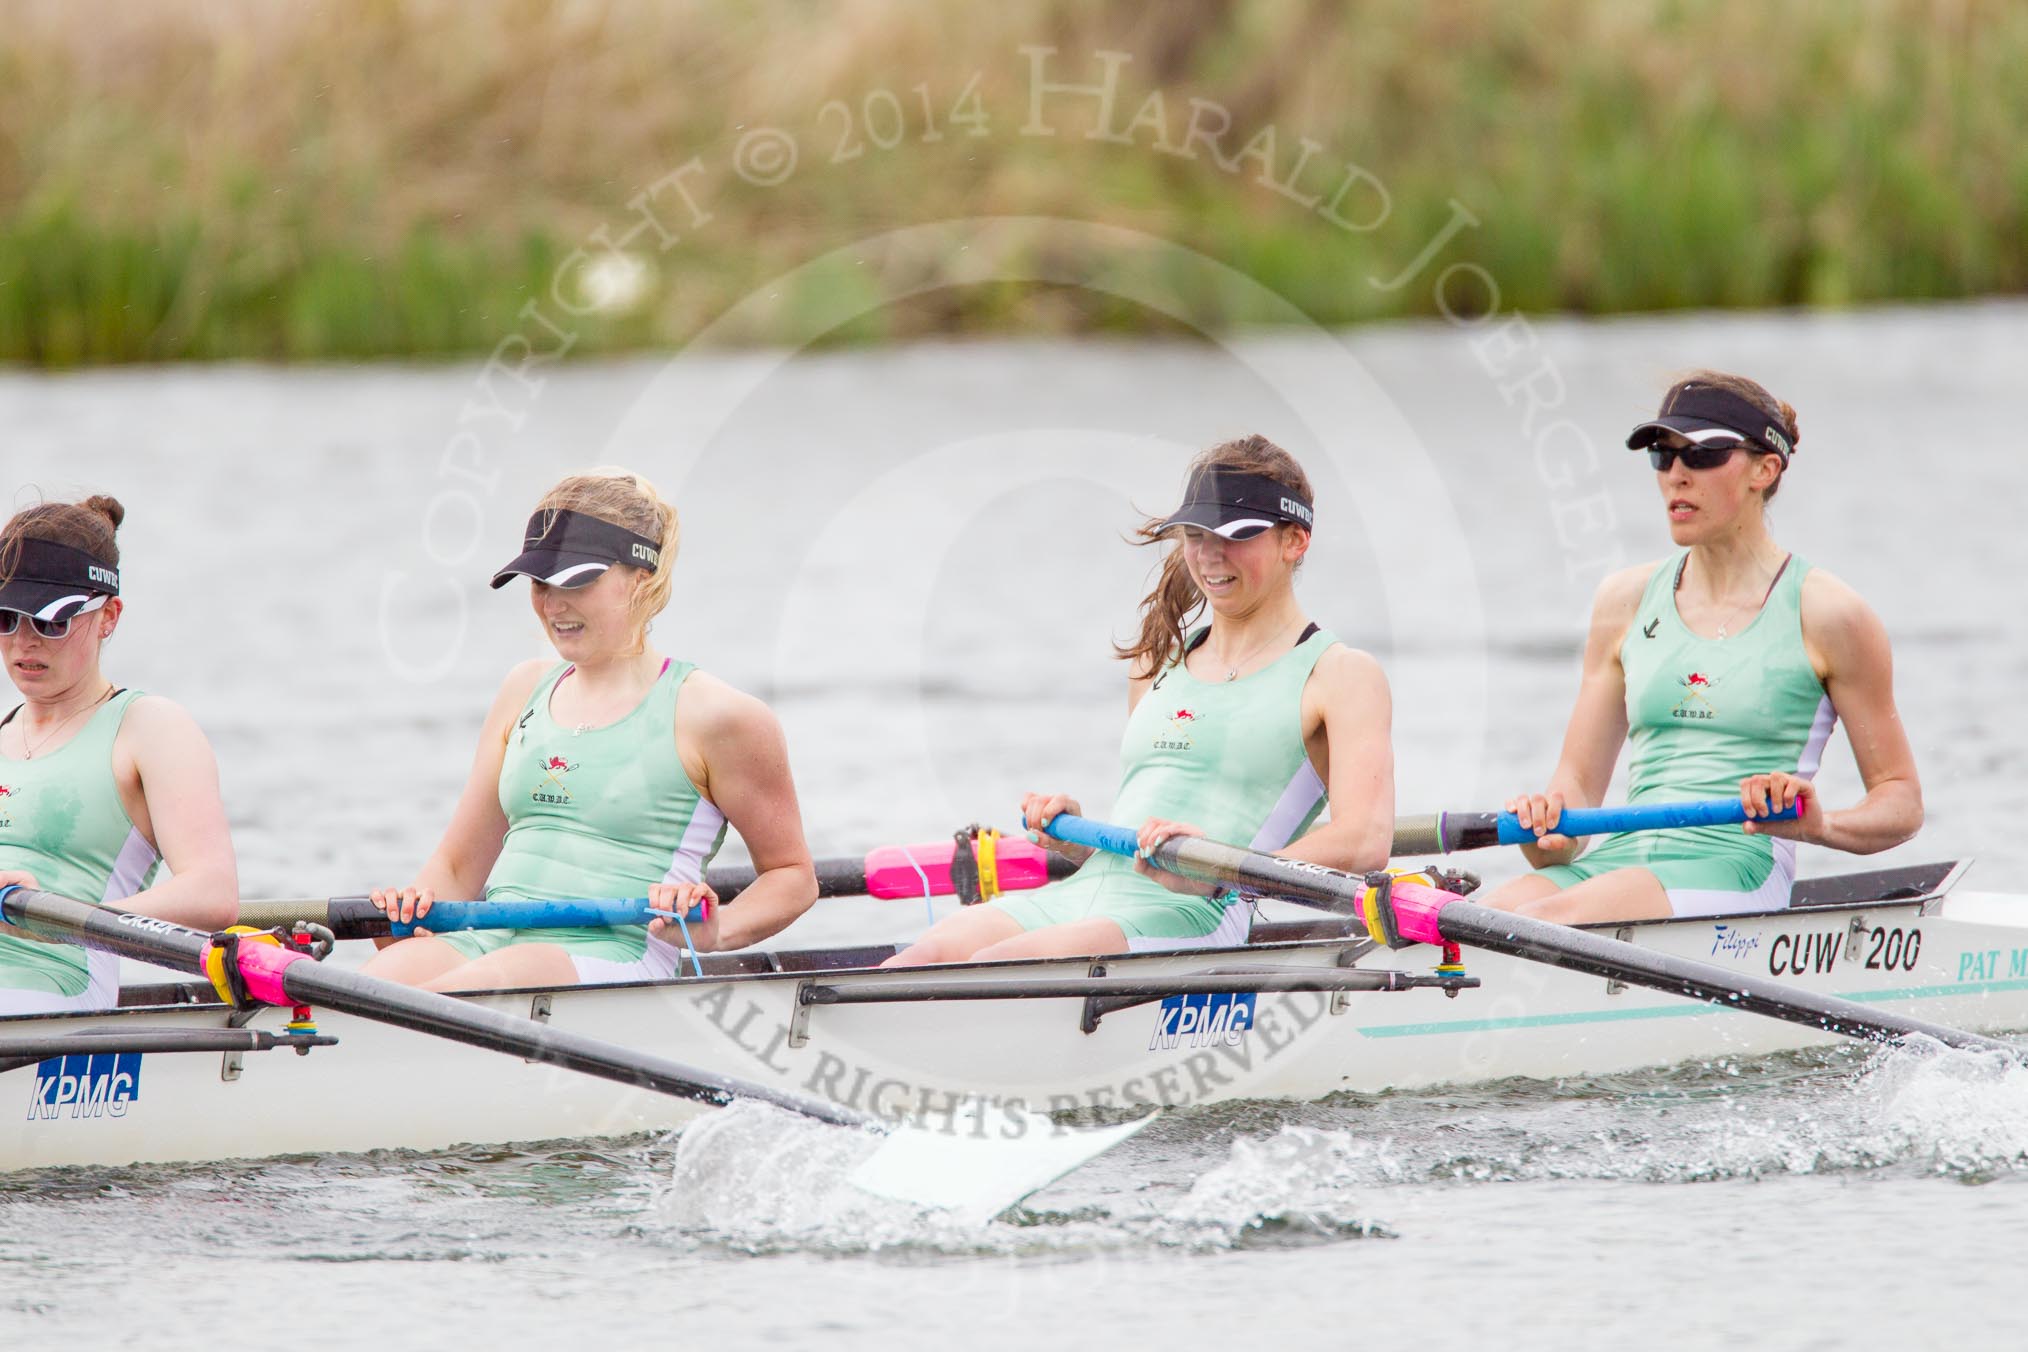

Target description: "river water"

left=3, top=301, right=2027, bottom=1348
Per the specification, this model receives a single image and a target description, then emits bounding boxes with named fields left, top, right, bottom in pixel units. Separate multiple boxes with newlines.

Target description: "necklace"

left=16, top=685, right=115, bottom=759
left=1677, top=552, right=1790, bottom=641
left=1208, top=617, right=1302, bottom=682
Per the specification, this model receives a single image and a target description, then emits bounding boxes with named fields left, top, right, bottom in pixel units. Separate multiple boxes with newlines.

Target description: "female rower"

left=885, top=435, right=1393, bottom=966
left=363, top=470, right=817, bottom=991
left=0, top=496, right=238, bottom=1013
left=1486, top=372, right=1921, bottom=924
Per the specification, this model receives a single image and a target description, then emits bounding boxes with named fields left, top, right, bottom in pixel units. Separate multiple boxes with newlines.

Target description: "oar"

left=1392, top=797, right=1800, bottom=856
left=0, top=885, right=1150, bottom=1223
left=1041, top=814, right=2021, bottom=1058
left=239, top=836, right=1080, bottom=939
left=236, top=895, right=714, bottom=941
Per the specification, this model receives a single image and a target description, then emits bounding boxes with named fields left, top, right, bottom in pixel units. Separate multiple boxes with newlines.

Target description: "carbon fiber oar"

left=0, top=885, right=1151, bottom=1222
left=1043, top=814, right=2019, bottom=1058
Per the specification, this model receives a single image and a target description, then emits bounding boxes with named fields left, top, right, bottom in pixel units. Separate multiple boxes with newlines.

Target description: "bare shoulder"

left=1799, top=566, right=1889, bottom=653
left=1313, top=642, right=1387, bottom=693
left=118, top=694, right=210, bottom=746
left=1594, top=560, right=1662, bottom=625
left=676, top=668, right=781, bottom=742
left=496, top=658, right=555, bottom=706
left=1799, top=566, right=1874, bottom=621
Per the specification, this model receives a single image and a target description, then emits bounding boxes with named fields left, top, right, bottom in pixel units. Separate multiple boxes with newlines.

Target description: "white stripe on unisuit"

left=1247, top=759, right=1327, bottom=853
left=659, top=796, right=727, bottom=886
left=0, top=950, right=120, bottom=1014
left=1125, top=897, right=1253, bottom=953
left=1665, top=854, right=1795, bottom=919
left=100, top=827, right=160, bottom=903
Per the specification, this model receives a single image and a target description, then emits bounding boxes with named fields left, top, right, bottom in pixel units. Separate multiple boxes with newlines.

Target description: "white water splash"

left=1150, top=1126, right=1394, bottom=1247
left=649, top=1101, right=990, bottom=1252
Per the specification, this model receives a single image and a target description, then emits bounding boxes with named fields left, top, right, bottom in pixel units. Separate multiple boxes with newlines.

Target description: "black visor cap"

left=1157, top=469, right=1314, bottom=541
left=1625, top=381, right=1795, bottom=461
left=0, top=538, right=120, bottom=623
left=489, top=509, right=663, bottom=590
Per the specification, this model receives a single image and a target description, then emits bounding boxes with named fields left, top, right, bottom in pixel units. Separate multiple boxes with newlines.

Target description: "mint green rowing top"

left=996, top=626, right=1339, bottom=939
left=1575, top=551, right=1834, bottom=878
left=461, top=660, right=727, bottom=962
left=0, top=691, right=161, bottom=996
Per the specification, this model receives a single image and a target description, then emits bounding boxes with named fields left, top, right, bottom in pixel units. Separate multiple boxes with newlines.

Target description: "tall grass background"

left=1, top=0, right=2022, bottom=364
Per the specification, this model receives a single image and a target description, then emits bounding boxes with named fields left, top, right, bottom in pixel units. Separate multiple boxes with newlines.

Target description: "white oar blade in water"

left=848, top=1112, right=1157, bottom=1224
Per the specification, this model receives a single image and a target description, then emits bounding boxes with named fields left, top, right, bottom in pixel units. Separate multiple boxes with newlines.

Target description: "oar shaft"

left=1392, top=798, right=1799, bottom=855
left=1042, top=813, right=2022, bottom=1058
left=0, top=887, right=870, bottom=1129
left=1429, top=902, right=2016, bottom=1053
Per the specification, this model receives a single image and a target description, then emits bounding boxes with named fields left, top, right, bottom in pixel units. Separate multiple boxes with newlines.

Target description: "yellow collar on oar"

left=975, top=828, right=1003, bottom=901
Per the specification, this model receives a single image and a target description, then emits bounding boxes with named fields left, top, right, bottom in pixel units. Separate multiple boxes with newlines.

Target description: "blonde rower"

left=364, top=470, right=817, bottom=990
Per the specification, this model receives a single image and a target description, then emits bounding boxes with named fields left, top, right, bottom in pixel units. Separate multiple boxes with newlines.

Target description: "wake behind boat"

left=6, top=858, right=2023, bottom=1174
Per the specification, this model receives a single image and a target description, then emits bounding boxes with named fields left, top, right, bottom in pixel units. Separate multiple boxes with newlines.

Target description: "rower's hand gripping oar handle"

left=1391, top=796, right=1802, bottom=856
left=1038, top=814, right=1143, bottom=860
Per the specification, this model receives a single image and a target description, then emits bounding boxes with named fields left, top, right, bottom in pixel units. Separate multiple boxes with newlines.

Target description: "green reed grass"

left=0, top=0, right=2023, bottom=365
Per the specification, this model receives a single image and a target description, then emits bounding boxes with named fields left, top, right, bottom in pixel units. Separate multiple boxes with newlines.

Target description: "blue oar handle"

left=1038, top=813, right=1142, bottom=859
left=390, top=898, right=707, bottom=938
left=1498, top=797, right=1798, bottom=846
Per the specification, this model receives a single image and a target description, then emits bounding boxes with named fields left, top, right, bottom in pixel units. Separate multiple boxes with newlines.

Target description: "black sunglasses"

left=1648, top=445, right=1741, bottom=472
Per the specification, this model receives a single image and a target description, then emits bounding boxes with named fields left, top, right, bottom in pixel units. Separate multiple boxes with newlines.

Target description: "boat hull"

left=5, top=872, right=2025, bottom=1172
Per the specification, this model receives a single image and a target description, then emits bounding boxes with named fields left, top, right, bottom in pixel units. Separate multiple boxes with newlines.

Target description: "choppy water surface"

left=5, top=302, right=2028, bottom=1348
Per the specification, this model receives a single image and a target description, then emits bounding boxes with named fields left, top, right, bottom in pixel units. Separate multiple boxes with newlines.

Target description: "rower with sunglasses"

left=1483, top=373, right=1922, bottom=924
left=0, top=496, right=238, bottom=1013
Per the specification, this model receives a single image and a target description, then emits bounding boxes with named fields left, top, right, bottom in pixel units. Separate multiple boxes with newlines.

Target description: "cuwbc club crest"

left=1154, top=707, right=1200, bottom=751
left=1672, top=672, right=1720, bottom=720
left=532, top=755, right=581, bottom=804
left=0, top=783, right=15, bottom=828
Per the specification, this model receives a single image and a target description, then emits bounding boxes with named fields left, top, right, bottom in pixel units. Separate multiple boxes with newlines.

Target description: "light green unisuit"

left=1537, top=551, right=1835, bottom=910
left=437, top=660, right=726, bottom=963
left=995, top=626, right=1338, bottom=939
left=0, top=691, right=161, bottom=995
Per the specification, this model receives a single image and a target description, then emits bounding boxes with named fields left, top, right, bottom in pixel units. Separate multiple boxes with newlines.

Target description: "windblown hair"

left=0, top=494, right=125, bottom=585
left=1114, top=435, right=1313, bottom=680
left=1682, top=369, right=1801, bottom=503
left=535, top=469, right=679, bottom=646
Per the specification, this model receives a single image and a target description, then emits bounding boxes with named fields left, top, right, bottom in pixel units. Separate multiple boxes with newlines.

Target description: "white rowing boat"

left=6, top=859, right=2023, bottom=1174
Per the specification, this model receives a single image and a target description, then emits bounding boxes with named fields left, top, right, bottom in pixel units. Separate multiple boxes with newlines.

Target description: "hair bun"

left=1777, top=401, right=1801, bottom=447
left=82, top=495, right=126, bottom=531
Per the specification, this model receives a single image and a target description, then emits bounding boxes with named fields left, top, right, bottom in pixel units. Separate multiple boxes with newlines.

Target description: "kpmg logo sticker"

left=1149, top=991, right=1256, bottom=1050
left=28, top=1053, right=142, bottom=1121
left=1710, top=924, right=1760, bottom=960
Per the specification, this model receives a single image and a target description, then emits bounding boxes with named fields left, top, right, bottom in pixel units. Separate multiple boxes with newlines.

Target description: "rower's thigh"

left=973, top=918, right=1129, bottom=962
left=1514, top=868, right=1671, bottom=925
left=1477, top=873, right=1563, bottom=912
left=357, top=936, right=470, bottom=986
left=881, top=907, right=1025, bottom=967
left=426, top=942, right=579, bottom=992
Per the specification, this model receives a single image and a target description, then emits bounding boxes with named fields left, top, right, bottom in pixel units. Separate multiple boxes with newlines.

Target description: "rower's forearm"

left=1279, top=821, right=1389, bottom=876
left=1818, top=782, right=1923, bottom=855
left=121, top=867, right=239, bottom=930
left=715, top=864, right=818, bottom=949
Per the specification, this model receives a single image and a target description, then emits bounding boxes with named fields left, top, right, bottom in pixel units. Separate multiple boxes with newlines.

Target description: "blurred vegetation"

left=0, top=0, right=2023, bottom=364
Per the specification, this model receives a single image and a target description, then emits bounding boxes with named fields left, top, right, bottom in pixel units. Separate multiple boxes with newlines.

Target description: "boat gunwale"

left=0, top=860, right=1973, bottom=1031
